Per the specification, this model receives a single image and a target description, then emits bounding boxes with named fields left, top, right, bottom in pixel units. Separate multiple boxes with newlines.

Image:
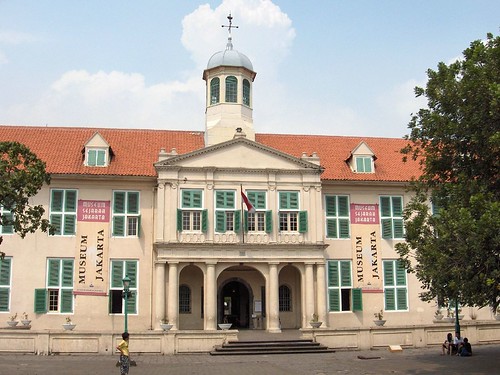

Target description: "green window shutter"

left=113, top=192, right=126, bottom=214
left=113, top=216, right=125, bottom=237
left=328, top=261, right=339, bottom=287
left=339, top=218, right=350, bottom=238
left=215, top=211, right=225, bottom=232
left=177, top=209, right=182, bottom=232
left=384, top=261, right=395, bottom=286
left=2, top=212, right=14, bottom=234
left=340, top=261, right=351, bottom=287
left=338, top=196, right=349, bottom=216
left=125, top=261, right=137, bottom=288
left=365, top=158, right=372, bottom=172
left=356, top=157, right=364, bottom=172
left=88, top=149, right=97, bottom=166
left=127, top=192, right=139, bottom=214
left=51, top=190, right=63, bottom=211
left=393, top=219, right=404, bottom=239
left=380, top=197, right=391, bottom=217
left=60, top=289, right=73, bottom=313
left=0, top=289, right=9, bottom=312
left=201, top=209, right=208, bottom=233
left=127, top=291, right=137, bottom=314
left=234, top=210, right=241, bottom=232
left=65, top=190, right=77, bottom=212
left=50, top=214, right=62, bottom=235
left=63, top=215, right=76, bottom=235
left=392, top=196, right=402, bottom=217
left=325, top=196, right=336, bottom=216
left=265, top=210, right=272, bottom=233
left=385, top=288, right=396, bottom=310
left=329, top=289, right=340, bottom=312
left=137, top=215, right=141, bottom=237
left=34, top=289, right=47, bottom=313
left=381, top=219, right=393, bottom=239
left=395, top=261, right=407, bottom=286
left=352, top=288, right=363, bottom=311
left=0, top=258, right=12, bottom=286
left=243, top=210, right=248, bottom=232
left=396, top=288, right=408, bottom=310
left=216, top=191, right=234, bottom=209
left=192, top=191, right=202, bottom=208
left=280, top=192, right=298, bottom=210
left=111, top=261, right=124, bottom=288
left=298, top=211, right=308, bottom=233
left=247, top=191, right=266, bottom=209
left=47, top=259, right=60, bottom=287
left=326, top=218, right=337, bottom=238
left=289, top=192, right=299, bottom=209
left=96, top=150, right=105, bottom=165
left=61, top=260, right=73, bottom=287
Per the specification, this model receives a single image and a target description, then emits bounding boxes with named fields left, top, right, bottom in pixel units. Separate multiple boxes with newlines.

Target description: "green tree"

left=0, top=141, right=53, bottom=258
left=396, top=33, right=500, bottom=312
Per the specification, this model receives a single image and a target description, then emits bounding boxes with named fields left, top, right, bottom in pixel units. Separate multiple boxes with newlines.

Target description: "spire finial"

left=221, top=12, right=239, bottom=50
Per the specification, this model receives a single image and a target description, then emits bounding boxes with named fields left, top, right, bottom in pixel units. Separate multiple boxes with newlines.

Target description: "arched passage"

left=219, top=279, right=252, bottom=328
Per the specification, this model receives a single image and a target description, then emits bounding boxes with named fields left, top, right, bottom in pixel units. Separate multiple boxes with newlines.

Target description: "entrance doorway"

left=219, top=279, right=251, bottom=329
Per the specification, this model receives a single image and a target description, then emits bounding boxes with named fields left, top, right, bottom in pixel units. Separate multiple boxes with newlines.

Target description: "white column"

left=305, top=262, right=315, bottom=326
left=155, top=182, right=165, bottom=242
left=167, top=262, right=179, bottom=330
left=154, top=262, right=166, bottom=329
left=316, top=262, right=328, bottom=327
left=268, top=262, right=281, bottom=332
left=205, top=262, right=217, bottom=330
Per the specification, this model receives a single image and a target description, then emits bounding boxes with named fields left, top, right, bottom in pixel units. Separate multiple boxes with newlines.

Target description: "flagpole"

left=240, top=184, right=245, bottom=244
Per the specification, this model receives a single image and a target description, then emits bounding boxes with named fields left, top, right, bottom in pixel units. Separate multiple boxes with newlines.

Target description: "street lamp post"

left=122, top=275, right=131, bottom=333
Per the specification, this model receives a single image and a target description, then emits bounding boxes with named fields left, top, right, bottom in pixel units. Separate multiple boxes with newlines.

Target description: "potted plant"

left=434, top=307, right=443, bottom=321
left=21, top=312, right=31, bottom=326
left=309, top=313, right=322, bottom=328
left=443, top=308, right=454, bottom=322
left=63, top=316, right=76, bottom=330
left=160, top=318, right=173, bottom=331
left=373, top=310, right=386, bottom=326
left=7, top=312, right=18, bottom=327
left=218, top=316, right=232, bottom=330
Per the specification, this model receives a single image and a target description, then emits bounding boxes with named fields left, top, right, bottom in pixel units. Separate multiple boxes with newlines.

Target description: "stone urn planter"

left=218, top=323, right=232, bottom=330
left=7, top=320, right=19, bottom=327
left=373, top=319, right=386, bottom=327
left=160, top=323, right=173, bottom=331
left=63, top=323, right=76, bottom=331
left=21, top=320, right=31, bottom=326
left=310, top=321, right=323, bottom=329
left=495, top=315, right=500, bottom=321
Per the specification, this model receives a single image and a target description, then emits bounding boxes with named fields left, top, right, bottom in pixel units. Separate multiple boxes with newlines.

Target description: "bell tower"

left=203, top=14, right=256, bottom=146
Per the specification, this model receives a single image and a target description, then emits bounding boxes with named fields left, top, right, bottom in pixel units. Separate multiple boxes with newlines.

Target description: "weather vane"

left=222, top=12, right=239, bottom=36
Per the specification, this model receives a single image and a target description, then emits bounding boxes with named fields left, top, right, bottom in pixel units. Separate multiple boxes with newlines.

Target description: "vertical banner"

left=74, top=200, right=110, bottom=295
left=350, top=203, right=382, bottom=289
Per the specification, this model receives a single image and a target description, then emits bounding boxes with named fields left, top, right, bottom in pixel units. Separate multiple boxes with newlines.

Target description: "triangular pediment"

left=155, top=137, right=322, bottom=173
left=84, top=132, right=110, bottom=148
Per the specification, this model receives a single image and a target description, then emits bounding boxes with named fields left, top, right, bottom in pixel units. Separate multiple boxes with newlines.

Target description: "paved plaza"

left=0, top=344, right=499, bottom=375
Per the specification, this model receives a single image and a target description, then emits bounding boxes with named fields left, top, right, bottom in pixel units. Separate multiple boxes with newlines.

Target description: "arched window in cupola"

left=225, top=76, right=237, bottom=103
left=210, top=77, right=220, bottom=105
left=243, top=79, right=251, bottom=106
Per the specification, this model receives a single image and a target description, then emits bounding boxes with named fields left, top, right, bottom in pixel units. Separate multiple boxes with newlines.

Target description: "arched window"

left=279, top=285, right=292, bottom=312
left=225, top=76, right=237, bottom=103
left=179, top=285, right=191, bottom=314
left=243, top=79, right=250, bottom=106
left=210, top=77, right=220, bottom=105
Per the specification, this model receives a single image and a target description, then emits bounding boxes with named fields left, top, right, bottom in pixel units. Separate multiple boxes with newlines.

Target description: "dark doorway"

left=219, top=280, right=250, bottom=328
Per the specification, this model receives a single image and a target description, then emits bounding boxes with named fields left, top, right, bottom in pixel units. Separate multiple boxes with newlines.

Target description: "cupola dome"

left=207, top=39, right=253, bottom=71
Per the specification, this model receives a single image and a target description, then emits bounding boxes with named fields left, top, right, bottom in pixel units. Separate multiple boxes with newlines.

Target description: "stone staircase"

left=210, top=338, right=335, bottom=356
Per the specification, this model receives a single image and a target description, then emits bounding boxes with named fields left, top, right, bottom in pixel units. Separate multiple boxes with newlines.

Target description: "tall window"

left=50, top=189, right=77, bottom=236
left=86, top=148, right=107, bottom=166
left=0, top=257, right=12, bottom=312
left=210, top=77, right=220, bottom=104
left=279, top=285, right=292, bottom=312
left=179, top=285, right=191, bottom=313
left=0, top=206, right=14, bottom=235
left=355, top=156, right=373, bottom=173
left=325, top=195, right=350, bottom=238
left=109, top=260, right=138, bottom=314
left=383, top=260, right=408, bottom=311
left=327, top=260, right=362, bottom=312
left=177, top=189, right=207, bottom=232
left=215, top=190, right=240, bottom=233
left=242, top=79, right=250, bottom=106
left=35, top=258, right=74, bottom=314
left=380, top=196, right=404, bottom=239
left=278, top=191, right=307, bottom=232
left=244, top=191, right=272, bottom=233
left=225, top=76, right=237, bottom=103
left=112, top=191, right=140, bottom=237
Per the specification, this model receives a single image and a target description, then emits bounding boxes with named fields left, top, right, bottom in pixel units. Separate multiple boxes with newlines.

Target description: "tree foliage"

left=396, top=34, right=500, bottom=312
left=0, top=141, right=53, bottom=257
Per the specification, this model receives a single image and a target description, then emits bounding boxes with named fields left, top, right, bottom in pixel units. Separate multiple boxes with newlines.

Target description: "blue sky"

left=0, top=0, right=498, bottom=138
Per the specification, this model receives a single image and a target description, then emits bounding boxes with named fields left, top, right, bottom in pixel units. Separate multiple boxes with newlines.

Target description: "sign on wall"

left=77, top=200, right=110, bottom=222
left=350, top=203, right=379, bottom=224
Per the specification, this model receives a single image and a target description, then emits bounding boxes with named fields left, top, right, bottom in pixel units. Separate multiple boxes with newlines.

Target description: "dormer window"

left=355, top=156, right=373, bottom=173
left=87, top=148, right=107, bottom=167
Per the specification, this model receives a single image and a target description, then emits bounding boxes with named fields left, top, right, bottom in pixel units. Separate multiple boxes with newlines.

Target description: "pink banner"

left=77, top=200, right=110, bottom=222
left=350, top=203, right=379, bottom=224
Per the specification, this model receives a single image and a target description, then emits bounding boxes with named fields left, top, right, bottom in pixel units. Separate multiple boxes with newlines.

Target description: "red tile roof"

left=0, top=125, right=421, bottom=182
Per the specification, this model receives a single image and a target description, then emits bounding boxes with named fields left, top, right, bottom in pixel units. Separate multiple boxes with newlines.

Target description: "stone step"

left=210, top=339, right=335, bottom=356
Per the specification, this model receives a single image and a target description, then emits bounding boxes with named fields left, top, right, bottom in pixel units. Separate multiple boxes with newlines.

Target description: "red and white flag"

left=241, top=191, right=256, bottom=213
